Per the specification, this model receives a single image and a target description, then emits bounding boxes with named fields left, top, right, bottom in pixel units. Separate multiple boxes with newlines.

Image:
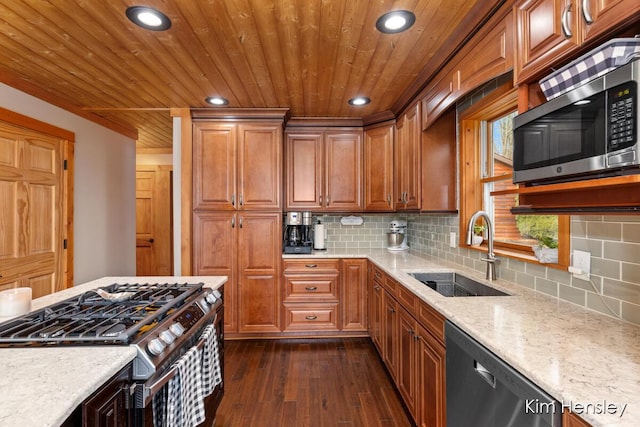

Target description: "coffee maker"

left=283, top=211, right=313, bottom=254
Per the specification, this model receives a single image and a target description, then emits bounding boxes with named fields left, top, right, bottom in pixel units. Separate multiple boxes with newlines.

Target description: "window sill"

left=465, top=243, right=567, bottom=271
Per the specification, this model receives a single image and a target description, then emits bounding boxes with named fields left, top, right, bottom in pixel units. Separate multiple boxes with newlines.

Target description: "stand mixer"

left=387, top=219, right=409, bottom=251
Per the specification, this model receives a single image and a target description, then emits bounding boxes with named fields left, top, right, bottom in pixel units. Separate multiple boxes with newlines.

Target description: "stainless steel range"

left=0, top=281, right=224, bottom=426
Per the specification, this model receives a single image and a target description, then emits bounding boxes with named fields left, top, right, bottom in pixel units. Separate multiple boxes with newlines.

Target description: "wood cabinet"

left=285, top=129, right=363, bottom=212
left=82, top=365, right=132, bottom=427
left=395, top=102, right=421, bottom=210
left=282, top=259, right=340, bottom=333
left=368, top=265, right=446, bottom=427
left=193, top=211, right=281, bottom=335
left=421, top=108, right=457, bottom=212
left=193, top=121, right=282, bottom=211
left=515, top=0, right=640, bottom=83
left=563, top=411, right=593, bottom=427
left=364, top=123, right=395, bottom=211
left=341, top=258, right=367, bottom=332
left=422, top=71, right=460, bottom=130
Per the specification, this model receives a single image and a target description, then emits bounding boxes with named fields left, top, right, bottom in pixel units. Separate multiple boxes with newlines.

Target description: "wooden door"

left=396, top=103, right=421, bottom=210
left=324, top=131, right=363, bottom=211
left=237, top=123, right=282, bottom=210
left=136, top=166, right=172, bottom=276
left=193, top=122, right=237, bottom=210
left=0, top=114, right=72, bottom=297
left=364, top=124, right=394, bottom=211
left=341, top=259, right=367, bottom=332
left=237, top=212, right=281, bottom=333
left=515, top=0, right=580, bottom=83
left=285, top=131, right=323, bottom=210
left=417, top=326, right=446, bottom=427
left=581, top=0, right=640, bottom=42
left=383, top=291, right=399, bottom=380
left=398, top=306, right=418, bottom=420
left=192, top=211, right=238, bottom=332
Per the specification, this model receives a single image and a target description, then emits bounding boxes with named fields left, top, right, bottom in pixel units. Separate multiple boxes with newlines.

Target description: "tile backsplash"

left=320, top=213, right=640, bottom=325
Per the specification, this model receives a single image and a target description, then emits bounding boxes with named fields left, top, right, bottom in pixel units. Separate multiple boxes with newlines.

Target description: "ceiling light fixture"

left=375, top=10, right=416, bottom=34
left=348, top=97, right=370, bottom=106
left=126, top=6, right=172, bottom=31
left=205, top=96, right=229, bottom=106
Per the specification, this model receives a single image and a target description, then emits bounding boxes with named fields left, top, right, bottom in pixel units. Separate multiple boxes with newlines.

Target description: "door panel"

left=0, top=122, right=65, bottom=296
left=285, top=132, right=323, bottom=210
left=325, top=132, right=363, bottom=211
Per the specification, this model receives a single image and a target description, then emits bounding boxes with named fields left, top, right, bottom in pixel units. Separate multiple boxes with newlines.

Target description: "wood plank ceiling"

left=0, top=0, right=497, bottom=150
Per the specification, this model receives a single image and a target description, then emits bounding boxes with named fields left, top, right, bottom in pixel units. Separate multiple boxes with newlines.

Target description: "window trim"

left=459, top=83, right=569, bottom=269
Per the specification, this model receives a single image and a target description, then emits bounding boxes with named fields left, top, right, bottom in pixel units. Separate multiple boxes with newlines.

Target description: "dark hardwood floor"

left=213, top=338, right=413, bottom=427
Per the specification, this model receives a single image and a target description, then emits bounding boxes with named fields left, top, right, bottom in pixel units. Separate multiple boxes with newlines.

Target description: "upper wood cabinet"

left=422, top=71, right=460, bottom=131
left=395, top=103, right=422, bottom=211
left=515, top=0, right=640, bottom=83
left=193, top=121, right=283, bottom=211
left=364, top=123, right=395, bottom=211
left=285, top=129, right=363, bottom=212
left=421, top=108, right=457, bottom=212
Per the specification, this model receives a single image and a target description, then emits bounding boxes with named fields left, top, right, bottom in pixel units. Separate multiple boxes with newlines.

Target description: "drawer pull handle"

left=305, top=286, right=318, bottom=291
left=305, top=264, right=317, bottom=268
left=305, top=315, right=318, bottom=320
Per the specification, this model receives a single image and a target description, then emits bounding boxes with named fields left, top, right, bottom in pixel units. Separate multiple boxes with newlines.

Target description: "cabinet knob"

left=305, top=286, right=318, bottom=291
left=305, top=264, right=317, bottom=268
left=326, top=195, right=330, bottom=206
left=239, top=217, right=243, bottom=228
left=231, top=194, right=235, bottom=206
left=305, top=315, right=318, bottom=321
left=387, top=194, right=391, bottom=206
left=231, top=217, right=235, bottom=228
left=239, top=194, right=244, bottom=206
left=561, top=4, right=573, bottom=38
left=581, top=0, right=593, bottom=24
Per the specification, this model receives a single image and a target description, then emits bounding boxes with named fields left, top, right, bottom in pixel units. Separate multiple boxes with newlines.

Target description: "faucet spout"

left=466, top=211, right=498, bottom=280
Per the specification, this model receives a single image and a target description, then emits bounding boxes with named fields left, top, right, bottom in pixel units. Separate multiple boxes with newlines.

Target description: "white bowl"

left=0, top=287, right=32, bottom=317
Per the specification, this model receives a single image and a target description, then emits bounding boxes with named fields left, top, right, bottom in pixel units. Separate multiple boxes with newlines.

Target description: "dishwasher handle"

left=474, top=360, right=496, bottom=388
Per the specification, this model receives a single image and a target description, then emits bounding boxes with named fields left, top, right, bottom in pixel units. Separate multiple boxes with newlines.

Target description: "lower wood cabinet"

left=563, top=411, right=593, bottom=427
left=367, top=262, right=446, bottom=427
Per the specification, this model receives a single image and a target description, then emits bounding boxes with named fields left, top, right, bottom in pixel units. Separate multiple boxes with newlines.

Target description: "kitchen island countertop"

left=0, top=276, right=226, bottom=427
left=285, top=249, right=640, bottom=427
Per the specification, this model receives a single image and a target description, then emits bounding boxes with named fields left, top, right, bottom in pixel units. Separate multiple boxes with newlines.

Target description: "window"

left=460, top=83, right=568, bottom=266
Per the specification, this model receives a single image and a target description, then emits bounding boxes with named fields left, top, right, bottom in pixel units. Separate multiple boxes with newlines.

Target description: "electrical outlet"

left=572, top=250, right=591, bottom=281
left=450, top=232, right=456, bottom=248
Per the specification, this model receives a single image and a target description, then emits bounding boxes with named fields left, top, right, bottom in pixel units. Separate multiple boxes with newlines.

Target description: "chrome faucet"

left=466, top=211, right=498, bottom=280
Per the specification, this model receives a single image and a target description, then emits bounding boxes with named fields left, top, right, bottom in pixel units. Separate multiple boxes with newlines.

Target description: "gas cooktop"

left=0, top=282, right=204, bottom=346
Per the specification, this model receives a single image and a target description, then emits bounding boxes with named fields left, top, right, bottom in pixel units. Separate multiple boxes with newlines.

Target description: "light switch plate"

left=450, top=232, right=456, bottom=248
left=572, top=250, right=591, bottom=281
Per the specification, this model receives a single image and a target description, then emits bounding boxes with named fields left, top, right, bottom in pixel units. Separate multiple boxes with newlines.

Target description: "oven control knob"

left=205, top=293, right=218, bottom=305
left=159, top=330, right=176, bottom=345
left=169, top=322, right=185, bottom=337
left=147, top=338, right=166, bottom=356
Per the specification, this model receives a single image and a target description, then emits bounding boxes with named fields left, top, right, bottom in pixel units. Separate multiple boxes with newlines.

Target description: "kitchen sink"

left=408, top=272, right=510, bottom=297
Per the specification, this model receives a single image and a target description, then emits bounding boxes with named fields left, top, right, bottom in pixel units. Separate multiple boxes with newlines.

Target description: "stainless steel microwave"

left=513, top=59, right=638, bottom=185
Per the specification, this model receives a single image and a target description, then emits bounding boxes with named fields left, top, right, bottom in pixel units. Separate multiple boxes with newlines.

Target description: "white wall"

left=0, top=83, right=136, bottom=284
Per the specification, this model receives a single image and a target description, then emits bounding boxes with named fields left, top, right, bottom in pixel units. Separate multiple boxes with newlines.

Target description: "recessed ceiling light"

left=205, top=96, right=229, bottom=106
left=126, top=6, right=172, bottom=31
left=348, top=97, right=370, bottom=106
left=375, top=10, right=416, bottom=34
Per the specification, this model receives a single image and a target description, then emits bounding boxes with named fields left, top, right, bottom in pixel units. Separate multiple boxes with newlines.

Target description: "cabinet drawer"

left=418, top=299, right=446, bottom=345
left=283, top=303, right=339, bottom=331
left=383, top=275, right=398, bottom=297
left=397, top=285, right=417, bottom=312
left=283, top=275, right=339, bottom=301
left=372, top=265, right=385, bottom=284
left=283, top=259, right=339, bottom=274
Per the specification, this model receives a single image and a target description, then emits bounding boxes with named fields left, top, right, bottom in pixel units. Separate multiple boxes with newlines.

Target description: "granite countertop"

left=285, top=249, right=640, bottom=427
left=0, top=276, right=227, bottom=427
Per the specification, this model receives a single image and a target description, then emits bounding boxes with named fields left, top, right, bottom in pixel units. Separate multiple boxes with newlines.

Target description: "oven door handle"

left=140, top=314, right=217, bottom=406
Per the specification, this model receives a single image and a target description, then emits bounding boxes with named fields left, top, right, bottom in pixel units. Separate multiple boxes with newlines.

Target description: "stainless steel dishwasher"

left=446, top=321, right=562, bottom=427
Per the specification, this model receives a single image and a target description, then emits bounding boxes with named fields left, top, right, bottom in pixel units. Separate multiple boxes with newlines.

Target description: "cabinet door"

left=397, top=306, right=418, bottom=420
left=238, top=123, right=282, bottom=210
left=421, top=108, right=457, bottom=212
left=192, top=211, right=237, bottom=332
left=421, top=70, right=459, bottom=130
left=364, top=124, right=394, bottom=211
left=417, top=326, right=446, bottom=427
left=83, top=365, right=131, bottom=427
left=193, top=122, right=237, bottom=210
left=237, top=212, right=281, bottom=333
left=383, top=291, right=399, bottom=380
left=341, top=259, right=367, bottom=331
left=285, top=132, right=323, bottom=210
left=369, top=270, right=384, bottom=353
left=581, top=0, right=640, bottom=42
left=515, top=0, right=580, bottom=83
left=396, top=103, right=421, bottom=210
left=325, top=131, right=363, bottom=211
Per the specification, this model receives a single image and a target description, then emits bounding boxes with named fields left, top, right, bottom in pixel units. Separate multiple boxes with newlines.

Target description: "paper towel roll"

left=314, top=223, right=326, bottom=250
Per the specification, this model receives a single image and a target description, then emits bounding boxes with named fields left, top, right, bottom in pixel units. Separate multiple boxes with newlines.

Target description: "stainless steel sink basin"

left=408, top=272, right=510, bottom=297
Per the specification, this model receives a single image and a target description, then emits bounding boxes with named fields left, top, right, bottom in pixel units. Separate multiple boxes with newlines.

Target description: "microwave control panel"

left=608, top=82, right=636, bottom=151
